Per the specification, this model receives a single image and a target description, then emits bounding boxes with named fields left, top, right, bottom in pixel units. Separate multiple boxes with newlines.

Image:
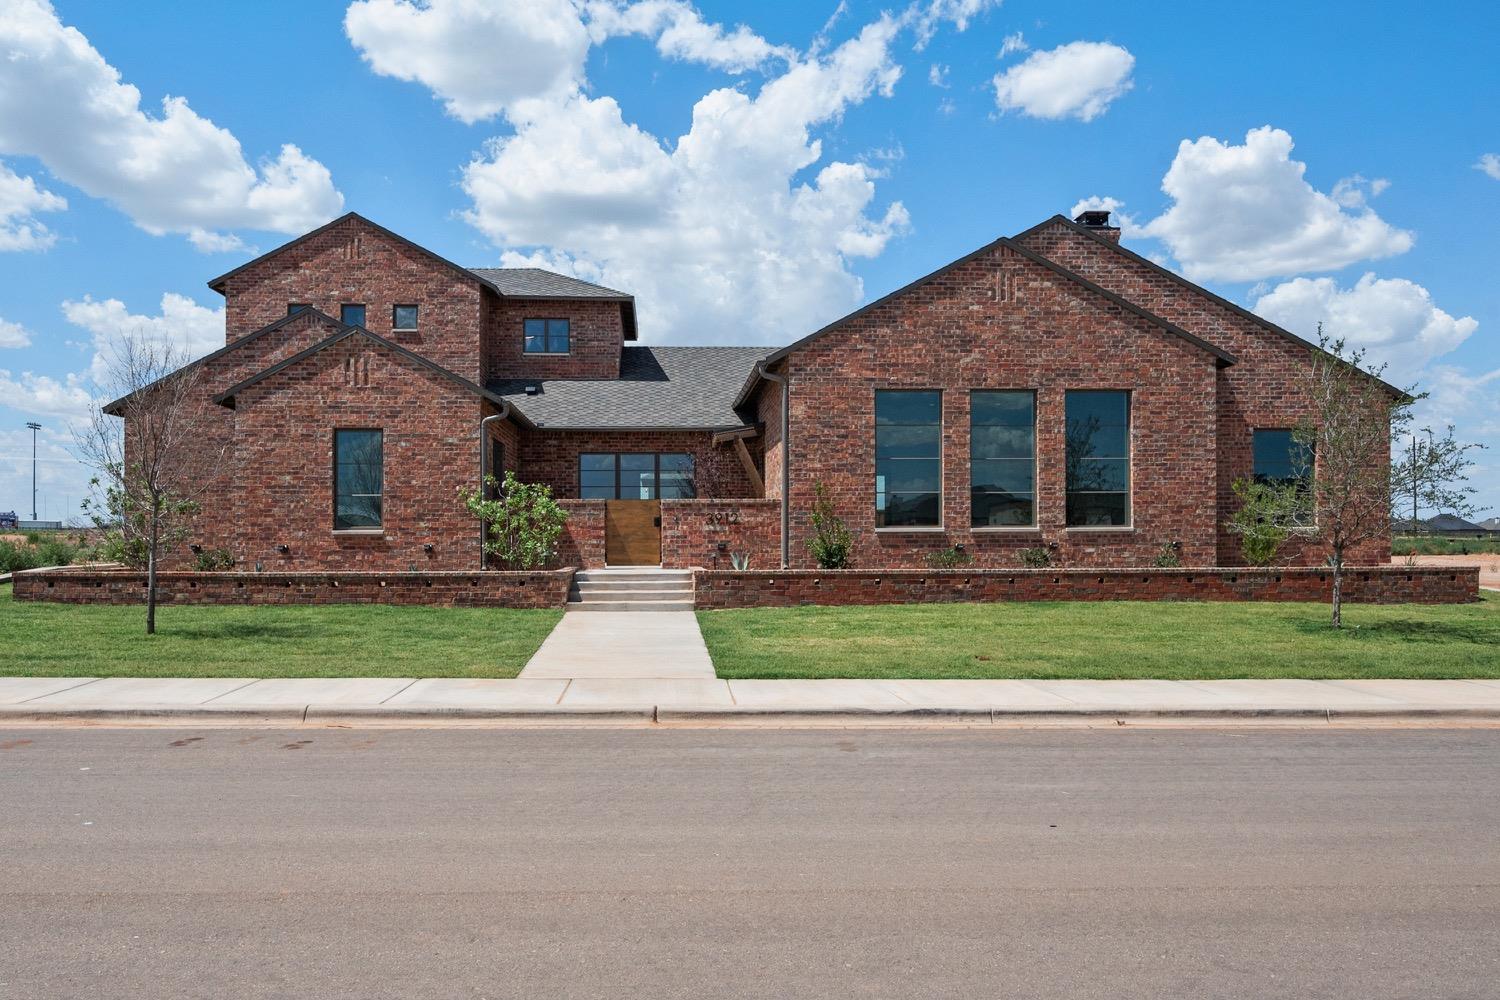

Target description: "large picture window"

left=971, top=390, right=1035, bottom=527
left=579, top=453, right=695, bottom=499
left=334, top=429, right=383, bottom=530
left=1065, top=391, right=1130, bottom=527
left=1253, top=429, right=1314, bottom=489
left=875, top=390, right=941, bottom=527
left=524, top=318, right=570, bottom=353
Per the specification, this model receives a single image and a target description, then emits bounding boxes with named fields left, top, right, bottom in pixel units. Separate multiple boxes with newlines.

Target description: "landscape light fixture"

left=25, top=422, right=41, bottom=521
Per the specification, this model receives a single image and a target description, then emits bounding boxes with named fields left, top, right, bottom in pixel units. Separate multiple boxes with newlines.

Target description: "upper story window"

left=1253, top=429, right=1314, bottom=489
left=875, top=389, right=941, bottom=528
left=524, top=318, right=570, bottom=354
left=288, top=303, right=310, bottom=316
left=392, top=304, right=420, bottom=331
left=580, top=453, right=695, bottom=499
left=971, top=390, right=1036, bottom=527
left=341, top=303, right=366, bottom=327
left=1065, top=390, right=1131, bottom=527
left=333, top=429, right=383, bottom=530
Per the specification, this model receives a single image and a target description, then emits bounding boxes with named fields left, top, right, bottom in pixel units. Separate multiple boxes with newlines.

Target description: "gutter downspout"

left=479, top=404, right=510, bottom=570
left=756, top=362, right=790, bottom=569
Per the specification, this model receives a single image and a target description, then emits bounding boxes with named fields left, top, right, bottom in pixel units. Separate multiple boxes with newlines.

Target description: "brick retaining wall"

left=662, top=499, right=780, bottom=570
left=12, top=568, right=574, bottom=608
left=693, top=566, right=1480, bottom=609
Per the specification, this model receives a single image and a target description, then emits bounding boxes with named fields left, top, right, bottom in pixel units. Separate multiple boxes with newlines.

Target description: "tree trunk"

left=1330, top=547, right=1344, bottom=629
left=146, top=503, right=160, bottom=636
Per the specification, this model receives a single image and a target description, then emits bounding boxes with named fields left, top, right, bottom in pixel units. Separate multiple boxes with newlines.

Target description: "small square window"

left=392, top=304, right=419, bottom=331
left=341, top=303, right=366, bottom=327
left=288, top=303, right=311, bottom=316
left=523, top=318, right=570, bottom=353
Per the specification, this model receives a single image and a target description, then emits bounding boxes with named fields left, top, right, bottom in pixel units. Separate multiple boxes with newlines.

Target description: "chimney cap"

left=1074, top=209, right=1114, bottom=228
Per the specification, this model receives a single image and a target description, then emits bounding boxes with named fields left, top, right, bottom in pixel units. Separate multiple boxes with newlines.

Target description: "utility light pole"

left=26, top=421, right=41, bottom=521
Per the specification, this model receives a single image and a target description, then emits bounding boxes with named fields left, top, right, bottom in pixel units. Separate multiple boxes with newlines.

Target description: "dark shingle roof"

left=491, top=346, right=769, bottom=430
left=467, top=268, right=632, bottom=301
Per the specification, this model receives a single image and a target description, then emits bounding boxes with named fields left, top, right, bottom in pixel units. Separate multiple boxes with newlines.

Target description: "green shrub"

left=729, top=551, right=752, bottom=571
left=926, top=546, right=973, bottom=569
left=34, top=538, right=78, bottom=568
left=194, top=548, right=236, bottom=571
left=459, top=471, right=569, bottom=570
left=805, top=483, right=853, bottom=569
left=1226, top=477, right=1303, bottom=566
left=1018, top=546, right=1052, bottom=568
left=1152, top=542, right=1182, bottom=568
left=0, top=540, right=40, bottom=574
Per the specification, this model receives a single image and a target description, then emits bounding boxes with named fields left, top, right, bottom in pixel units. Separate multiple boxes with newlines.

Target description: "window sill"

left=971, top=526, right=1042, bottom=534
left=875, top=526, right=946, bottom=533
left=1064, top=525, right=1135, bottom=533
left=523, top=352, right=571, bottom=357
left=391, top=328, right=419, bottom=335
left=333, top=528, right=385, bottom=537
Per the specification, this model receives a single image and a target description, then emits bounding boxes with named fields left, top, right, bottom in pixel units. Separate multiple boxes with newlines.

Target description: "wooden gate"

left=605, top=500, right=661, bottom=566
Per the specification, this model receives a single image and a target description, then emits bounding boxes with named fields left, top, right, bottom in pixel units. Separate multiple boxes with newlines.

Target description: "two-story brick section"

left=107, top=209, right=1395, bottom=573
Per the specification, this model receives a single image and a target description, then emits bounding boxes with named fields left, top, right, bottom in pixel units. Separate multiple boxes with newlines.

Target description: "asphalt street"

left=3, top=727, right=1498, bottom=999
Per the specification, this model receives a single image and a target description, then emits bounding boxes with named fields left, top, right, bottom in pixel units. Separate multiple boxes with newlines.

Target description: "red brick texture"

left=219, top=216, right=487, bottom=380
left=758, top=245, right=1222, bottom=569
left=1016, top=220, right=1392, bottom=566
left=693, top=566, right=1480, bottom=609
left=662, top=499, right=781, bottom=570
left=13, top=568, right=573, bottom=608
left=557, top=500, right=606, bottom=568
left=484, top=298, right=626, bottom=381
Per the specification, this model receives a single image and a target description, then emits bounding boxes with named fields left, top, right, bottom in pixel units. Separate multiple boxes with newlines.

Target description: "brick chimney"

left=1074, top=209, right=1121, bottom=244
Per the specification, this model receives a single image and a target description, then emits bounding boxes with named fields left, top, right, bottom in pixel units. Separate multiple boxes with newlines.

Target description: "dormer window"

left=524, top=318, right=570, bottom=354
left=341, top=303, right=366, bottom=327
left=392, top=304, right=419, bottom=331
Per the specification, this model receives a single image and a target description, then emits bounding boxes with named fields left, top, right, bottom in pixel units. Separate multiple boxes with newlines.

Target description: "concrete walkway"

left=5, top=676, right=1500, bottom=725
left=518, top=611, right=715, bottom=679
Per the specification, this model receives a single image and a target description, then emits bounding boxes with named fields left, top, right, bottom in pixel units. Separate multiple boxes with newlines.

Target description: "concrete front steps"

left=567, top=568, right=694, bottom=612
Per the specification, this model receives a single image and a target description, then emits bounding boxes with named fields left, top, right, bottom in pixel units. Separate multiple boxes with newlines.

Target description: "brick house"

left=107, top=210, right=1393, bottom=573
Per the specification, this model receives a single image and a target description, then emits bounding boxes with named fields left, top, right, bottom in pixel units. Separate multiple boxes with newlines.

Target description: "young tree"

left=459, top=471, right=569, bottom=569
left=1293, top=333, right=1416, bottom=628
left=77, top=335, right=221, bottom=635
left=1390, top=425, right=1486, bottom=537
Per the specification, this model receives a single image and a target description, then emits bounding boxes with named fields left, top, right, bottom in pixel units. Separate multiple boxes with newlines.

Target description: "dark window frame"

left=578, top=452, right=696, bottom=499
left=875, top=388, right=943, bottom=529
left=332, top=428, right=384, bottom=532
left=392, top=304, right=420, bottom=332
left=340, top=303, right=367, bottom=328
left=1064, top=389, right=1132, bottom=529
left=970, top=389, right=1037, bottom=529
left=523, top=317, right=571, bottom=354
left=1252, top=428, right=1316, bottom=527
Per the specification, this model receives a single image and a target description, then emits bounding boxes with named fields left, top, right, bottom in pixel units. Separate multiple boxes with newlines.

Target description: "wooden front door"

left=605, top=500, right=661, bottom=566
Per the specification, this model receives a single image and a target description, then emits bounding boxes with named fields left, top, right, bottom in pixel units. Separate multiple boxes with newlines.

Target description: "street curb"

left=4, top=703, right=1500, bottom=727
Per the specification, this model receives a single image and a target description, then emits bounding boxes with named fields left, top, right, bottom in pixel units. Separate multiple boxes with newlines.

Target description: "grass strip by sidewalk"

left=0, top=583, right=561, bottom=679
left=698, top=594, right=1500, bottom=680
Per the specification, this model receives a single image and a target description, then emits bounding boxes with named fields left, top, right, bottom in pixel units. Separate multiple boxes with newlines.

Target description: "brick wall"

left=694, top=566, right=1480, bottom=609
left=227, top=335, right=486, bottom=571
left=1016, top=221, right=1392, bottom=566
left=14, top=568, right=572, bottom=608
left=557, top=500, right=606, bottom=568
left=484, top=297, right=625, bottom=381
left=219, top=216, right=486, bottom=381
left=519, top=430, right=757, bottom=498
left=764, top=245, right=1221, bottom=569
left=662, top=499, right=781, bottom=569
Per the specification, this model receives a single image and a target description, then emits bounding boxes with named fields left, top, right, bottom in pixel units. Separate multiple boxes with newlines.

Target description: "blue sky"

left=1, top=0, right=1496, bottom=522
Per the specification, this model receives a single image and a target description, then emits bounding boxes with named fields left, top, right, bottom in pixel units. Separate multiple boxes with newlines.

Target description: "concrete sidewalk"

left=519, top=611, right=714, bottom=679
left=4, top=676, right=1500, bottom=726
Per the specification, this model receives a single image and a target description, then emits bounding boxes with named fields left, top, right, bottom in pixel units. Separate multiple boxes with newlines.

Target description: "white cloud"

left=0, top=369, right=92, bottom=421
left=0, top=0, right=343, bottom=251
left=928, top=63, right=949, bottom=87
left=345, top=0, right=591, bottom=124
left=0, top=424, right=90, bottom=522
left=0, top=160, right=66, bottom=252
left=1138, top=126, right=1415, bottom=282
left=1330, top=173, right=1389, bottom=209
left=997, top=31, right=1027, bottom=57
left=993, top=41, right=1134, bottom=122
left=0, top=317, right=32, bottom=349
left=462, top=15, right=911, bottom=343
left=61, top=293, right=225, bottom=387
left=1476, top=153, right=1500, bottom=181
left=911, top=0, right=1003, bottom=49
left=584, top=1, right=793, bottom=72
left=1253, top=273, right=1477, bottom=373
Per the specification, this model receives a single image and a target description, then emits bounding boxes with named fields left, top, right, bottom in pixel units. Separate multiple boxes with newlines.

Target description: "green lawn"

left=1393, top=536, right=1500, bottom=555
left=698, top=594, right=1500, bottom=680
left=0, top=583, right=561, bottom=678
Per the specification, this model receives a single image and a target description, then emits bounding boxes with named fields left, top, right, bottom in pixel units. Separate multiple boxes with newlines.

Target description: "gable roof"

left=1014, top=214, right=1407, bottom=397
left=101, top=307, right=344, bottom=416
left=733, top=233, right=1236, bottom=408
left=213, top=324, right=525, bottom=420
left=488, top=346, right=769, bottom=431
